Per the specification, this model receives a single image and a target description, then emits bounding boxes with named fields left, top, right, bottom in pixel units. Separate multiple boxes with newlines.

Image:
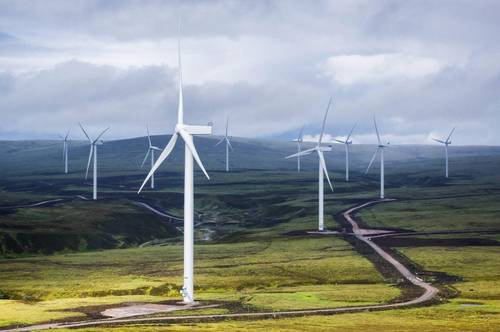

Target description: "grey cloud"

left=0, top=0, right=499, bottom=144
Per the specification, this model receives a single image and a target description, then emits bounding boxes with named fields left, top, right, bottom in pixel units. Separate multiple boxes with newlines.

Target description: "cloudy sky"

left=0, top=0, right=499, bottom=145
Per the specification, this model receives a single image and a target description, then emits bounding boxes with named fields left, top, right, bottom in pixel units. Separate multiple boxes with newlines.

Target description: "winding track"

left=0, top=199, right=64, bottom=209
left=3, top=199, right=439, bottom=331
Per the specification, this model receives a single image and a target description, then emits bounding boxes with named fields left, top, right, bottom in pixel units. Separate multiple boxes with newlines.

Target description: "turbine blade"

left=365, top=148, right=379, bottom=174
left=318, top=97, right=333, bottom=145
left=79, top=123, right=92, bottom=142
left=446, top=127, right=456, bottom=142
left=151, top=146, right=162, bottom=151
left=214, top=137, right=225, bottom=147
left=65, top=129, right=70, bottom=141
left=140, top=149, right=151, bottom=168
left=318, top=150, right=333, bottom=192
left=58, top=134, right=64, bottom=140
left=227, top=138, right=233, bottom=151
left=298, top=125, right=305, bottom=141
left=225, top=116, right=229, bottom=138
left=334, top=139, right=346, bottom=144
left=138, top=133, right=178, bottom=193
left=346, top=123, right=357, bottom=142
left=374, top=117, right=381, bottom=144
left=85, top=145, right=93, bottom=180
left=147, top=126, right=152, bottom=147
left=93, top=127, right=109, bottom=143
left=286, top=147, right=316, bottom=159
left=433, top=138, right=446, bottom=144
left=178, top=128, right=210, bottom=180
left=177, top=22, right=184, bottom=124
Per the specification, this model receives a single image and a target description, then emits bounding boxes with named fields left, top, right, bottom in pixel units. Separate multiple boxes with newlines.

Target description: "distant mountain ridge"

left=1, top=136, right=499, bottom=177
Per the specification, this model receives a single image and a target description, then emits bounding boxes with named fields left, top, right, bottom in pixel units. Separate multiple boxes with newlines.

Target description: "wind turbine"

left=79, top=123, right=109, bottom=201
left=365, top=118, right=389, bottom=199
left=215, top=117, right=233, bottom=172
left=138, top=30, right=212, bottom=304
left=286, top=98, right=334, bottom=231
left=58, top=130, right=70, bottom=174
left=291, top=126, right=305, bottom=172
left=141, top=126, right=162, bottom=188
left=432, top=127, right=456, bottom=178
left=334, top=123, right=356, bottom=181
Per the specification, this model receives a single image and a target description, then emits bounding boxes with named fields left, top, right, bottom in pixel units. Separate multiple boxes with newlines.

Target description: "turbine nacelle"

left=433, top=127, right=456, bottom=146
left=176, top=124, right=212, bottom=135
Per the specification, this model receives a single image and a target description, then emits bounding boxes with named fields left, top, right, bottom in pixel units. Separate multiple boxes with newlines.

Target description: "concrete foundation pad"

left=101, top=303, right=203, bottom=319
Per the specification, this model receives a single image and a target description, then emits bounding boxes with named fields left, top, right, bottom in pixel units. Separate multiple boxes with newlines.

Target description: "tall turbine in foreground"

left=138, top=33, right=212, bottom=304
left=141, top=126, right=162, bottom=189
left=365, top=118, right=389, bottom=199
left=286, top=98, right=334, bottom=231
left=215, top=117, right=233, bottom=172
left=291, top=126, right=305, bottom=172
left=433, top=127, right=456, bottom=178
left=334, top=123, right=356, bottom=181
left=79, top=123, right=109, bottom=200
left=59, top=130, right=70, bottom=174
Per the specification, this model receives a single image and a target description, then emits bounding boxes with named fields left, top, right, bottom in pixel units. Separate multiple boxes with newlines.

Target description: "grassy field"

left=0, top=236, right=400, bottom=327
left=358, top=189, right=500, bottom=232
left=0, top=139, right=499, bottom=330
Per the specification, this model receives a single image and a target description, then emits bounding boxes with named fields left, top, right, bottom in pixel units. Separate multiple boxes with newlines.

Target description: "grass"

left=0, top=200, right=180, bottom=255
left=398, top=246, right=500, bottom=301
left=0, top=139, right=499, bottom=330
left=0, top=236, right=399, bottom=327
left=47, top=245, right=500, bottom=332
left=358, top=190, right=500, bottom=232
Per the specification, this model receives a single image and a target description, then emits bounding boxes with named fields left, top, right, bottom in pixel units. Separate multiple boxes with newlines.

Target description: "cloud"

left=323, top=53, right=442, bottom=85
left=0, top=1, right=499, bottom=145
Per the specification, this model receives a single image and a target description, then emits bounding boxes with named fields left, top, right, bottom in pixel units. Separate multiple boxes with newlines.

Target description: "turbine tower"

left=286, top=98, right=334, bottom=231
left=79, top=123, right=109, bottom=201
left=433, top=127, right=456, bottom=178
left=138, top=30, right=212, bottom=304
left=59, top=130, right=70, bottom=174
left=365, top=118, right=389, bottom=199
left=291, top=126, right=305, bottom=172
left=141, top=126, right=162, bottom=189
left=215, top=117, right=233, bottom=172
left=334, top=123, right=356, bottom=181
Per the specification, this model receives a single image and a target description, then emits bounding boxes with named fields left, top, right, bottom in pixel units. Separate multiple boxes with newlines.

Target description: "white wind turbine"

left=215, top=117, right=233, bottom=172
left=286, top=98, right=334, bottom=231
left=334, top=123, right=356, bottom=181
left=79, top=123, right=109, bottom=201
left=138, top=31, right=212, bottom=304
left=141, top=126, right=162, bottom=189
left=365, top=118, right=389, bottom=199
left=432, top=127, right=456, bottom=178
left=58, top=130, right=70, bottom=174
left=291, top=126, right=305, bottom=172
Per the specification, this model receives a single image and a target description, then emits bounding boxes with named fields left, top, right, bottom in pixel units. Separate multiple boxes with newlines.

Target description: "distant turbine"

left=215, top=117, right=233, bottom=172
left=58, top=130, right=70, bottom=174
left=365, top=118, right=389, bottom=199
left=286, top=98, right=334, bottom=231
left=79, top=123, right=109, bottom=201
left=334, top=123, right=356, bottom=181
left=141, top=126, right=162, bottom=189
left=291, top=126, right=305, bottom=172
left=432, top=127, right=456, bottom=178
left=138, top=29, right=212, bottom=304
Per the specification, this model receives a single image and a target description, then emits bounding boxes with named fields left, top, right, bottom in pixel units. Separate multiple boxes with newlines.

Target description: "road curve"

left=2, top=199, right=439, bottom=331
left=0, top=199, right=64, bottom=209
left=343, top=199, right=438, bottom=304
